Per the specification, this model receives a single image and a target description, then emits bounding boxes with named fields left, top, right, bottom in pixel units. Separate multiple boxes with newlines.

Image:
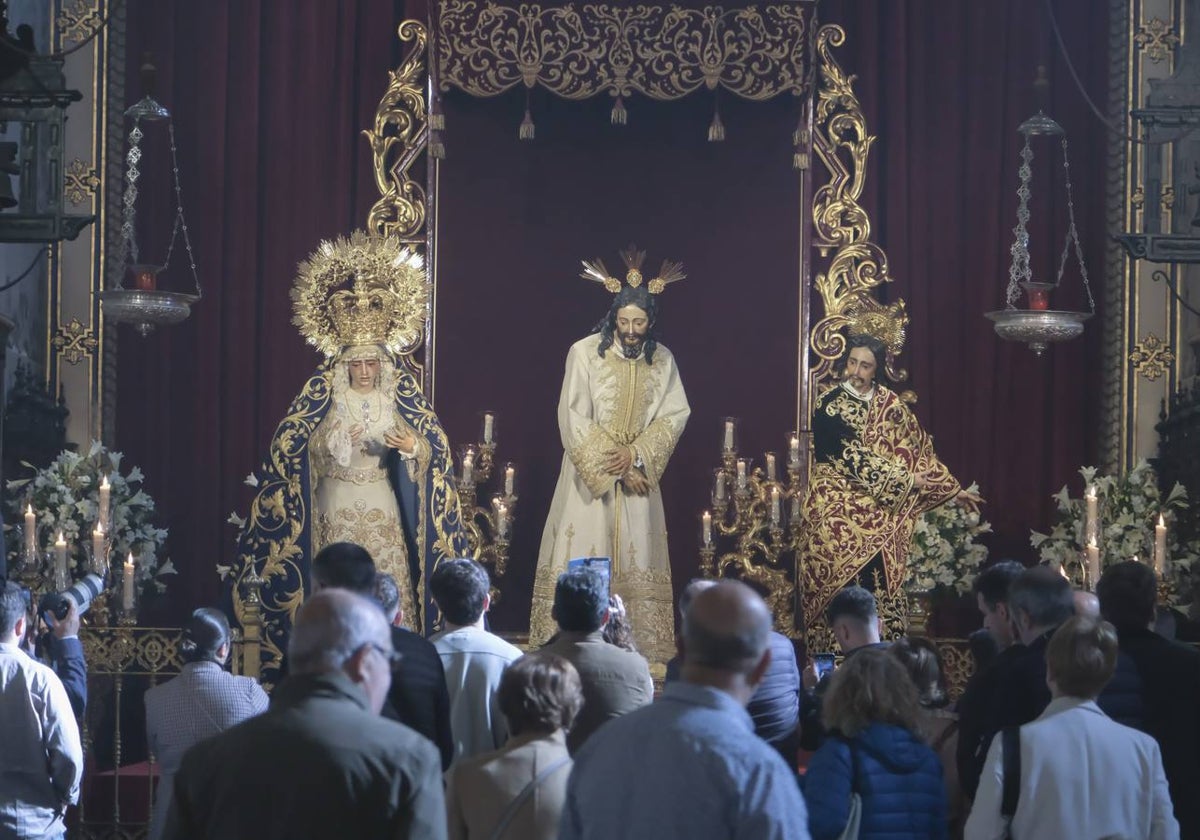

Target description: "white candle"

left=122, top=554, right=136, bottom=611
left=504, top=465, right=515, bottom=496
left=1155, top=515, right=1167, bottom=575
left=1085, top=485, right=1098, bottom=543
left=771, top=487, right=781, bottom=525
left=54, top=531, right=68, bottom=577
left=723, top=420, right=735, bottom=453
left=497, top=502, right=510, bottom=538
left=736, top=459, right=747, bottom=490
left=766, top=453, right=777, bottom=482
left=92, top=524, right=106, bottom=571
left=791, top=493, right=801, bottom=522
left=482, top=413, right=494, bottom=444
left=24, top=504, right=35, bottom=558
left=99, top=474, right=111, bottom=530
left=1086, top=540, right=1100, bottom=586
left=702, top=511, right=713, bottom=546
left=714, top=471, right=726, bottom=502
left=463, top=452, right=475, bottom=485
left=788, top=434, right=800, bottom=467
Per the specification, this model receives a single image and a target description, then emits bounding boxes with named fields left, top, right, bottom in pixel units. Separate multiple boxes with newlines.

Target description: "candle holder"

left=701, top=431, right=801, bottom=630
left=86, top=532, right=112, bottom=578
left=18, top=522, right=39, bottom=573
left=118, top=562, right=140, bottom=626
left=458, top=416, right=516, bottom=585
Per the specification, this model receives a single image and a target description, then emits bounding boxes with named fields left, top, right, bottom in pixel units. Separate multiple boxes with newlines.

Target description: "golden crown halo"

left=579, top=244, right=686, bottom=296
left=291, top=231, right=427, bottom=358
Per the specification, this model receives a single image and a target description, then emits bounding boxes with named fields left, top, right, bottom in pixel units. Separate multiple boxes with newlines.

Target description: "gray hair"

left=682, top=580, right=772, bottom=673
left=1008, top=566, right=1075, bottom=630
left=288, top=589, right=391, bottom=675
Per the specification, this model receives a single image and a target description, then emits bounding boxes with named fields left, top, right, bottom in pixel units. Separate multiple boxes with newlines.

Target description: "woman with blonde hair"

left=445, top=653, right=583, bottom=840
left=805, top=646, right=947, bottom=840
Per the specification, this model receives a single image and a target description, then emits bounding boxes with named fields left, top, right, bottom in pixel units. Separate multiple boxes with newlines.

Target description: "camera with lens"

left=38, top=574, right=105, bottom=622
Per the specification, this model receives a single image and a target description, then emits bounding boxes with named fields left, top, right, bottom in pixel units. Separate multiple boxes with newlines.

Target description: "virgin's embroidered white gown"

left=531, top=333, right=690, bottom=666
left=311, top=389, right=425, bottom=624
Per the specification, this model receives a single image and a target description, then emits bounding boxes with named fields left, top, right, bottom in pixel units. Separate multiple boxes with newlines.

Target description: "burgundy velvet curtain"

left=118, top=0, right=1109, bottom=628
left=119, top=0, right=405, bottom=621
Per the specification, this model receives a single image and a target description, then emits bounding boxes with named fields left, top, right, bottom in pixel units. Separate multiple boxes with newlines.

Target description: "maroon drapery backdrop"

left=119, top=0, right=1109, bottom=629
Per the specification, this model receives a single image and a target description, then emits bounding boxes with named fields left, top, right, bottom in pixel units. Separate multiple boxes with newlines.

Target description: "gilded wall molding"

left=1100, top=0, right=1130, bottom=473
left=52, top=317, right=97, bottom=365
left=64, top=157, right=99, bottom=206
left=55, top=0, right=103, bottom=47
left=1134, top=16, right=1179, bottom=63
left=435, top=2, right=811, bottom=102
left=1129, top=333, right=1175, bottom=381
left=807, top=24, right=910, bottom=391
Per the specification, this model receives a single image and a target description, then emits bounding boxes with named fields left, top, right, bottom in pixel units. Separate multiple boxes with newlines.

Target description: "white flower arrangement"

left=1030, top=461, right=1197, bottom=603
left=5, top=441, right=173, bottom=592
left=905, top=482, right=991, bottom=594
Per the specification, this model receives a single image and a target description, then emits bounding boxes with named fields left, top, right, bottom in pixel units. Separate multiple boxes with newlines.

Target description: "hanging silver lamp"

left=985, top=111, right=1095, bottom=355
left=99, top=59, right=200, bottom=336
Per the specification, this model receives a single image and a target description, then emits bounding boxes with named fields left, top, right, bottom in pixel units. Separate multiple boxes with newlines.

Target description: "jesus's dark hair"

left=593, top=286, right=660, bottom=363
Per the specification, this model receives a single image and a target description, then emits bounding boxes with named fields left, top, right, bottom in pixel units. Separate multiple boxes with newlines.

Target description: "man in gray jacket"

left=164, top=589, right=446, bottom=840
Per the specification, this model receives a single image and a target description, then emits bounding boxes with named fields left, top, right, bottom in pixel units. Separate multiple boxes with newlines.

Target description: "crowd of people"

left=1, top=544, right=1195, bottom=839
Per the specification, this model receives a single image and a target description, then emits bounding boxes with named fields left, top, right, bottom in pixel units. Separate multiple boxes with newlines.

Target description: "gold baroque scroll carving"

left=364, top=20, right=430, bottom=245
left=808, top=24, right=911, bottom=392
left=435, top=2, right=810, bottom=101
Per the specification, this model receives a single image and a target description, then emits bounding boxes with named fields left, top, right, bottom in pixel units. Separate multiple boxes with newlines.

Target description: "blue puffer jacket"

left=804, top=723, right=947, bottom=840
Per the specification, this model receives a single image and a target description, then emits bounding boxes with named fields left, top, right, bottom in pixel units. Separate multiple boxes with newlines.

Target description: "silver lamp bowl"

left=99, top=289, right=199, bottom=337
left=984, top=309, right=1092, bottom=356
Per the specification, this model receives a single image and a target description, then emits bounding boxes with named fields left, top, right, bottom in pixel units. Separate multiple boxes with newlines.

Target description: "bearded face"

left=844, top=346, right=878, bottom=395
left=614, top=304, right=650, bottom=358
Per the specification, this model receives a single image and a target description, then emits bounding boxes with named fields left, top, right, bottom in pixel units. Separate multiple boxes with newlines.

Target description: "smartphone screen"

left=813, top=653, right=836, bottom=681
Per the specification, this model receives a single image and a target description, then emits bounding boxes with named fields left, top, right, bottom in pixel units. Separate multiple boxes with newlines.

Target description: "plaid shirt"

left=144, top=661, right=268, bottom=840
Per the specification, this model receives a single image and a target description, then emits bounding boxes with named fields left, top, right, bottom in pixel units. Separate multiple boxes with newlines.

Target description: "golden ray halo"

left=291, top=230, right=427, bottom=358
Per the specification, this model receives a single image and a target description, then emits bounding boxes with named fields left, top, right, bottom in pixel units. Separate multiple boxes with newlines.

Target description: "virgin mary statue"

left=230, top=233, right=468, bottom=682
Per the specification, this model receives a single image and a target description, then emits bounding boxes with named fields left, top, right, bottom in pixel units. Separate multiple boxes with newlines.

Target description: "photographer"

left=0, top=580, right=84, bottom=839
left=41, top=598, right=88, bottom=719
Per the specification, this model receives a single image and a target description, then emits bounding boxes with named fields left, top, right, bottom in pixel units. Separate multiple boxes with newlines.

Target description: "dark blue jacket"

left=804, top=723, right=947, bottom=840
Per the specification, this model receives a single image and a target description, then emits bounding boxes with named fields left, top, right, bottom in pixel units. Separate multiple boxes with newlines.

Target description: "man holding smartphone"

left=799, top=586, right=889, bottom=750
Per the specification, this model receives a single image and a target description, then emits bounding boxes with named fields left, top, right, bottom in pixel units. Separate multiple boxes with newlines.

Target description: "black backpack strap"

left=1000, top=725, right=1021, bottom=819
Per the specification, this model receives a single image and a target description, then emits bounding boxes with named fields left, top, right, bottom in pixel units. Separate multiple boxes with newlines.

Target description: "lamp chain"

left=161, top=123, right=201, bottom=296
left=118, top=124, right=144, bottom=278
left=1006, top=134, right=1034, bottom=308
left=1055, top=136, right=1094, bottom=313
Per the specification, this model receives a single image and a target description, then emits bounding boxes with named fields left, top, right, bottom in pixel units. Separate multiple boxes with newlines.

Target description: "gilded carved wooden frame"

left=361, top=9, right=910, bottom=626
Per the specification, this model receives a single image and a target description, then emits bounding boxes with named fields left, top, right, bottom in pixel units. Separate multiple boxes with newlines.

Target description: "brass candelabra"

left=455, top=411, right=518, bottom=584
left=699, top=420, right=803, bottom=633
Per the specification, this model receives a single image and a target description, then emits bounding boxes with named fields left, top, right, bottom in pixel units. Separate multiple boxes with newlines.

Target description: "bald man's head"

left=290, top=589, right=396, bottom=713
left=1073, top=589, right=1100, bottom=619
left=681, top=580, right=772, bottom=675
left=290, top=589, right=391, bottom=674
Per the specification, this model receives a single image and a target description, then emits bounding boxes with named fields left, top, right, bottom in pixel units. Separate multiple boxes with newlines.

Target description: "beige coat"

left=444, top=730, right=572, bottom=840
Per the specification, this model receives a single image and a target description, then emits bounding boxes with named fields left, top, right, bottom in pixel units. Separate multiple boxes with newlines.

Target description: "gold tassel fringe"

left=430, top=139, right=446, bottom=159
left=429, top=111, right=445, bottom=131
left=611, top=95, right=627, bottom=125
left=793, top=151, right=809, bottom=170
left=519, top=108, right=535, bottom=140
left=708, top=111, right=725, bottom=143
